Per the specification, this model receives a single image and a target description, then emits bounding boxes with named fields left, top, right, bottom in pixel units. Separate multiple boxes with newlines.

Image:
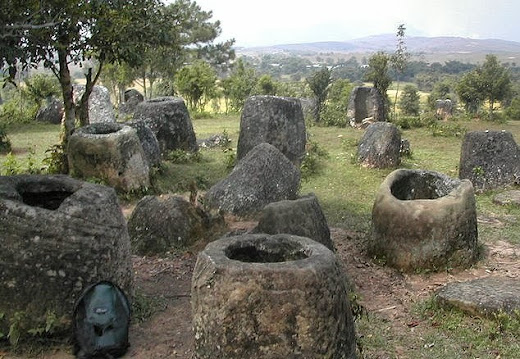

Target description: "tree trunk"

left=77, top=62, right=104, bottom=126
left=57, top=48, right=75, bottom=174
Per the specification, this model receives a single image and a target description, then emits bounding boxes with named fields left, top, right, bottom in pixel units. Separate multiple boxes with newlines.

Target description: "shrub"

left=0, top=123, right=12, bottom=153
left=505, top=97, right=520, bottom=121
left=301, top=139, right=329, bottom=180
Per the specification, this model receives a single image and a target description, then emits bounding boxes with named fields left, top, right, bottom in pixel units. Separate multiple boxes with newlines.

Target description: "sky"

left=183, top=0, right=520, bottom=48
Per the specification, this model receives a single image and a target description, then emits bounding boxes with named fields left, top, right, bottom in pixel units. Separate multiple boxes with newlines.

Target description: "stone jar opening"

left=225, top=236, right=309, bottom=263
left=390, top=170, right=459, bottom=201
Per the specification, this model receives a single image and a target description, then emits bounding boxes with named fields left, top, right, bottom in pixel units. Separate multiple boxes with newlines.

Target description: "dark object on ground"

left=253, top=193, right=333, bottom=250
left=133, top=97, right=198, bottom=155
left=35, top=97, right=64, bottom=124
left=436, top=277, right=520, bottom=317
left=237, top=95, right=306, bottom=166
left=459, top=130, right=520, bottom=192
left=0, top=175, right=133, bottom=338
left=348, top=86, right=386, bottom=127
left=205, top=143, right=300, bottom=216
left=73, top=281, right=131, bottom=359
left=68, top=122, right=150, bottom=192
left=370, top=169, right=478, bottom=272
left=192, top=233, right=357, bottom=359
left=358, top=122, right=401, bottom=168
left=128, top=195, right=225, bottom=255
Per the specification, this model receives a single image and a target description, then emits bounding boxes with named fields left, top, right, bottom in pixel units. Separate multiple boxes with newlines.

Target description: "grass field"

left=2, top=115, right=520, bottom=358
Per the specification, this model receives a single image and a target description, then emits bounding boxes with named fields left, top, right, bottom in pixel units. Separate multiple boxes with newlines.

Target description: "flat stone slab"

left=493, top=190, right=520, bottom=207
left=436, top=277, right=520, bottom=317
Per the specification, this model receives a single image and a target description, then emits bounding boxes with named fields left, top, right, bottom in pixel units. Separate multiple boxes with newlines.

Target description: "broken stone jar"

left=0, top=175, right=133, bottom=337
left=370, top=169, right=479, bottom=272
left=191, top=233, right=357, bottom=359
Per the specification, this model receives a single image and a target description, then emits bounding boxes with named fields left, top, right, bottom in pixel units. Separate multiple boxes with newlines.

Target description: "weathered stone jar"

left=0, top=175, right=133, bottom=336
left=370, top=169, right=478, bottom=272
left=68, top=122, right=150, bottom=192
left=191, top=234, right=357, bottom=359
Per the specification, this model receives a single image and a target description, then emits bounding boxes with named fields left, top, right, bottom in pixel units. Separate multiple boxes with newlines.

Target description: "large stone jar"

left=192, top=234, right=357, bottom=359
left=68, top=122, right=150, bottom=192
left=0, top=175, right=133, bottom=336
left=370, top=169, right=478, bottom=272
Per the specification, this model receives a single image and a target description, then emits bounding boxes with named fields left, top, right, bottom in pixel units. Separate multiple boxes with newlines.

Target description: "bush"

left=505, top=97, right=520, bottom=120
left=301, top=139, right=329, bottom=180
left=0, top=123, right=12, bottom=153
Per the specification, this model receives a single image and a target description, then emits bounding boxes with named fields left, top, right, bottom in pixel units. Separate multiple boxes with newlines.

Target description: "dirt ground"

left=2, top=217, right=519, bottom=359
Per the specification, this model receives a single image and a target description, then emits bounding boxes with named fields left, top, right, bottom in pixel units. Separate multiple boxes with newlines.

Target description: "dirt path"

left=3, top=222, right=520, bottom=359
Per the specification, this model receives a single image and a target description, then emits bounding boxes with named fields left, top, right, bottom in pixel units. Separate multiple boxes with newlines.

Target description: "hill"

left=238, top=35, right=520, bottom=62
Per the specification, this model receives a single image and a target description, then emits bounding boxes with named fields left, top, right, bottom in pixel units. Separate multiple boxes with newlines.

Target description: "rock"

left=357, top=122, right=401, bottom=168
left=299, top=97, right=317, bottom=121
left=126, top=120, right=161, bottom=168
left=119, top=89, right=144, bottom=116
left=205, top=143, right=300, bottom=216
left=128, top=195, right=224, bottom=255
left=459, top=130, right=520, bottom=192
left=493, top=190, right=520, bottom=207
left=253, top=194, right=333, bottom=250
left=68, top=122, right=150, bottom=192
left=436, top=277, right=520, bottom=317
left=35, top=97, right=63, bottom=124
left=73, top=84, right=116, bottom=123
left=192, top=234, right=357, bottom=359
left=348, top=86, right=385, bottom=127
left=435, top=99, right=453, bottom=120
left=133, top=96, right=198, bottom=155
left=237, top=95, right=306, bottom=166
left=0, top=174, right=133, bottom=336
left=370, top=169, right=479, bottom=272
left=400, top=138, right=411, bottom=157
left=197, top=134, right=231, bottom=148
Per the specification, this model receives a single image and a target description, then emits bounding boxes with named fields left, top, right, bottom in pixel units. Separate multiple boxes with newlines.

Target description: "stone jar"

left=191, top=233, right=357, bottom=359
left=0, top=175, right=133, bottom=337
left=370, top=169, right=478, bottom=272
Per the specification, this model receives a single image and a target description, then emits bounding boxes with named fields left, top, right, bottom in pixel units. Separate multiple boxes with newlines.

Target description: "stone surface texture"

left=358, top=122, right=401, bottom=168
left=205, top=143, right=300, bottom=216
left=493, top=190, right=520, bottom=207
left=371, top=169, right=479, bottom=272
left=191, top=234, right=357, bottom=359
left=436, top=277, right=520, bottom=317
left=347, top=86, right=385, bottom=126
left=35, top=97, right=63, bottom=124
left=459, top=130, right=520, bottom=191
left=128, top=195, right=222, bottom=255
left=68, top=122, right=150, bottom=192
left=119, top=89, right=145, bottom=116
left=0, top=175, right=133, bottom=335
left=73, top=84, right=116, bottom=123
left=133, top=96, right=198, bottom=155
left=253, top=194, right=334, bottom=250
left=237, top=95, right=306, bottom=166
left=126, top=120, right=161, bottom=168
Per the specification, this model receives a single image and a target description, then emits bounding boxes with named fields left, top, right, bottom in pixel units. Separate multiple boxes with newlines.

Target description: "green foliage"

left=3, top=310, right=68, bottom=347
left=223, top=148, right=236, bottom=170
left=320, top=79, right=353, bottom=127
left=505, top=97, right=520, bottom=120
left=429, top=121, right=467, bottom=137
left=0, top=123, right=12, bottom=153
left=427, top=77, right=457, bottom=110
left=175, top=60, right=217, bottom=112
left=165, top=149, right=203, bottom=164
left=364, top=51, right=392, bottom=117
left=255, top=74, right=278, bottom=96
left=398, top=84, right=421, bottom=116
left=0, top=92, right=39, bottom=125
left=300, top=138, right=329, bottom=180
left=221, top=58, right=257, bottom=113
left=306, top=67, right=332, bottom=122
left=456, top=54, right=512, bottom=116
left=42, top=144, right=67, bottom=174
left=1, top=153, right=22, bottom=175
left=23, top=74, right=61, bottom=107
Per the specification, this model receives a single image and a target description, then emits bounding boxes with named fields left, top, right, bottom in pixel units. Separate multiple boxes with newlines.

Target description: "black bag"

left=73, top=281, right=131, bottom=359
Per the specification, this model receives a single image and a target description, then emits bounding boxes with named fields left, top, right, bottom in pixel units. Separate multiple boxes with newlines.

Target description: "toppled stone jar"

left=0, top=175, right=133, bottom=338
left=370, top=169, right=479, bottom=272
left=191, top=234, right=357, bottom=359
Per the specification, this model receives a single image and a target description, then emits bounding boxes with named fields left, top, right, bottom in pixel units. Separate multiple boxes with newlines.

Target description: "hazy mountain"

left=238, top=34, right=520, bottom=57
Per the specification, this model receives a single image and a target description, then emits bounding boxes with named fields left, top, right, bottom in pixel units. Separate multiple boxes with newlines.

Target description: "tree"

left=2, top=0, right=166, bottom=166
left=307, top=67, right=332, bottom=122
left=255, top=74, right=278, bottom=96
left=99, top=62, right=138, bottom=106
left=364, top=52, right=392, bottom=119
left=138, top=0, right=235, bottom=99
left=321, top=78, right=353, bottom=127
left=456, top=55, right=511, bottom=116
left=398, top=84, right=420, bottom=116
left=391, top=24, right=409, bottom=120
left=175, top=60, right=217, bottom=112
left=221, top=58, right=257, bottom=113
